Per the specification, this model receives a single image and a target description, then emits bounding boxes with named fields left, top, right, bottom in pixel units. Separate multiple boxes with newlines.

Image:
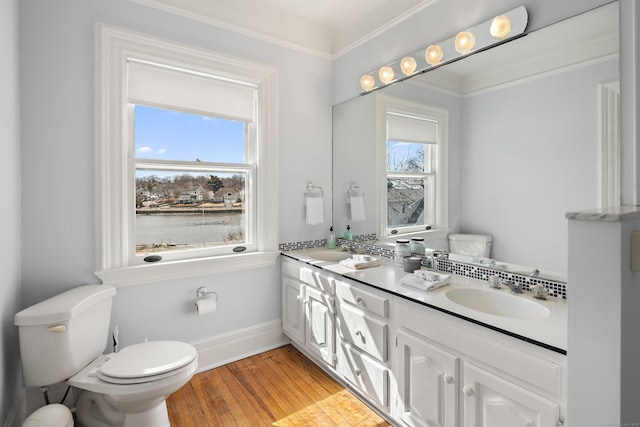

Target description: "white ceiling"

left=131, top=0, right=437, bottom=57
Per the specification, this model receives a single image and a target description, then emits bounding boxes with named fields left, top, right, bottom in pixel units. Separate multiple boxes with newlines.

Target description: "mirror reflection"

left=332, top=2, right=619, bottom=282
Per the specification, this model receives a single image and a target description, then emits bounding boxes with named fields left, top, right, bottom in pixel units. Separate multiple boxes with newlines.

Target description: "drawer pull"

left=463, top=386, right=474, bottom=397
left=443, top=375, right=454, bottom=384
left=356, top=296, right=364, bottom=306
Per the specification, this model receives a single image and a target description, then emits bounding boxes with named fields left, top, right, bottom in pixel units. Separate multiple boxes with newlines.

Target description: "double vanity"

left=281, top=248, right=567, bottom=427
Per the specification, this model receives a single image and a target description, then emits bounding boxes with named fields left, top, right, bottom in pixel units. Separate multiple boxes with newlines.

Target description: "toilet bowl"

left=14, top=285, right=198, bottom=427
left=69, top=341, right=198, bottom=426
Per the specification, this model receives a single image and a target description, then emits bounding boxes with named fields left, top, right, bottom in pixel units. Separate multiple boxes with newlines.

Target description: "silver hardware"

left=196, top=286, right=218, bottom=300
left=503, top=280, right=523, bottom=294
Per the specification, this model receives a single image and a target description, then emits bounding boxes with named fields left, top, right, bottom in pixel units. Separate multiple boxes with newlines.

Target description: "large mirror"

left=332, top=1, right=619, bottom=281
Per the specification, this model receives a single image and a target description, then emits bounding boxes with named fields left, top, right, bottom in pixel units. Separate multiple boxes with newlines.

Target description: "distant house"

left=213, top=187, right=240, bottom=204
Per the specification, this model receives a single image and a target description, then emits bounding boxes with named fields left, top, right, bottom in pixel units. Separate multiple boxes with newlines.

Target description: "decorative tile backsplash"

left=279, top=235, right=567, bottom=299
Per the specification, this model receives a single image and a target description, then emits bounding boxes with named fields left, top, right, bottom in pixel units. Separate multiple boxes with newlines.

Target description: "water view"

left=136, top=210, right=244, bottom=253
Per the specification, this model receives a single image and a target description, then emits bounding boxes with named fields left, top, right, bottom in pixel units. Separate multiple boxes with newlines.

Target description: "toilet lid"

left=98, top=341, right=197, bottom=383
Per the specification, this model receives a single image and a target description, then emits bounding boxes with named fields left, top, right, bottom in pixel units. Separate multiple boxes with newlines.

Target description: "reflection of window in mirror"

left=377, top=95, right=448, bottom=239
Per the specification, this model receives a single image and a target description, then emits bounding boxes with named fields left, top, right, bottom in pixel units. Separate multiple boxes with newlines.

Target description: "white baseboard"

left=191, top=319, right=286, bottom=373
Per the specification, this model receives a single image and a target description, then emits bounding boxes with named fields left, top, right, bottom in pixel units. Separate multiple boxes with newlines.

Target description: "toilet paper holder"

left=196, top=286, right=218, bottom=300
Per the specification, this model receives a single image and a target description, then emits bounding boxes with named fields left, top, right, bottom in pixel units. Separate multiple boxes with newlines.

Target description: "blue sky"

left=134, top=105, right=244, bottom=164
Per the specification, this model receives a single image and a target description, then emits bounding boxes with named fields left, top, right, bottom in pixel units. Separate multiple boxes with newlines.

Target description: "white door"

left=396, top=330, right=459, bottom=427
left=305, top=285, right=335, bottom=367
left=463, top=362, right=559, bottom=427
left=282, top=277, right=305, bottom=344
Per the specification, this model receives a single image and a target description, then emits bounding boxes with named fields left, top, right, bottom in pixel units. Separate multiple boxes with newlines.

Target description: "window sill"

left=95, top=250, right=280, bottom=288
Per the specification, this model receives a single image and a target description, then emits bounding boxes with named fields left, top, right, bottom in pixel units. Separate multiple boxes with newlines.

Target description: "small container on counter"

left=403, top=256, right=423, bottom=273
left=394, top=239, right=411, bottom=266
left=410, top=237, right=425, bottom=255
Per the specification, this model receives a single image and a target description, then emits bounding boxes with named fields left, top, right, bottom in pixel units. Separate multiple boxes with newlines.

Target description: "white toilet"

left=14, top=285, right=198, bottom=427
left=448, top=233, right=492, bottom=257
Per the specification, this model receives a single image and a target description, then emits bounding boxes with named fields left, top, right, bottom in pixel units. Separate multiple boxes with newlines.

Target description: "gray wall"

left=0, top=0, right=22, bottom=422
left=462, top=59, right=618, bottom=274
left=17, top=0, right=331, bottom=359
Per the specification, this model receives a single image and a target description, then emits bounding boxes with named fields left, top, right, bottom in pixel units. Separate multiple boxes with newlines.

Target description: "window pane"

left=135, top=169, right=247, bottom=254
left=387, top=141, right=424, bottom=172
left=134, top=105, right=245, bottom=163
left=387, top=177, right=434, bottom=228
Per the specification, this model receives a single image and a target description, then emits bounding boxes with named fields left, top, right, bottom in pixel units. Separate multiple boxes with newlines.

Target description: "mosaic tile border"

left=279, top=235, right=567, bottom=299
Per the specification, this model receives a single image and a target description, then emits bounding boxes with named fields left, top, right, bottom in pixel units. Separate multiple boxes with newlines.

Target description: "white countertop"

left=282, top=248, right=567, bottom=354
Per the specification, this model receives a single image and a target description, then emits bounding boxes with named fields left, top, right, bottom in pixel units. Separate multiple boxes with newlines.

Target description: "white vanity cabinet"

left=395, top=298, right=565, bottom=427
left=335, top=278, right=391, bottom=412
left=281, top=257, right=336, bottom=368
left=396, top=329, right=460, bottom=427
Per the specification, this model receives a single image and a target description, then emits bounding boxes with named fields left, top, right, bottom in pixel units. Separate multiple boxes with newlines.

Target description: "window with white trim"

left=378, top=96, right=448, bottom=239
left=95, top=25, right=278, bottom=287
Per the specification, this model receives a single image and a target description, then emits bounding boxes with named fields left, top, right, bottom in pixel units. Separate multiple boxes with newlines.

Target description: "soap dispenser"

left=344, top=225, right=352, bottom=241
left=327, top=226, right=336, bottom=249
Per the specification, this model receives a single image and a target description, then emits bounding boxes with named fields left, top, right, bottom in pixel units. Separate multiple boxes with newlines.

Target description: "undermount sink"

left=444, top=288, right=550, bottom=320
left=306, top=250, right=353, bottom=263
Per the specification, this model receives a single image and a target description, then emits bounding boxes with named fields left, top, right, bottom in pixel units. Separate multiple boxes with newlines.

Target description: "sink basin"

left=306, top=250, right=353, bottom=263
left=444, top=288, right=550, bottom=320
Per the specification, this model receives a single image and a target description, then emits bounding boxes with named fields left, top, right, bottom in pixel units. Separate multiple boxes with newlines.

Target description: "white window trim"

left=94, top=24, right=279, bottom=288
left=376, top=94, right=449, bottom=243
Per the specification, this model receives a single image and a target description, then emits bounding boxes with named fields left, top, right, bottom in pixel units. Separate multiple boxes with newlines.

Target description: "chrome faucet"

left=503, top=280, right=523, bottom=294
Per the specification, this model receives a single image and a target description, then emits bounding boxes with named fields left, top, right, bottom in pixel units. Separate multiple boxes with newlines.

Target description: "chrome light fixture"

left=358, top=6, right=528, bottom=94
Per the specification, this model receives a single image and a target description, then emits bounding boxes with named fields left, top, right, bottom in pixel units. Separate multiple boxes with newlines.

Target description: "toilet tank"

left=448, top=234, right=492, bottom=257
left=14, top=285, right=116, bottom=387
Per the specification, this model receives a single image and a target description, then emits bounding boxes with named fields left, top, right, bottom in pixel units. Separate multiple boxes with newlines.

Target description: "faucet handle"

left=503, top=280, right=523, bottom=294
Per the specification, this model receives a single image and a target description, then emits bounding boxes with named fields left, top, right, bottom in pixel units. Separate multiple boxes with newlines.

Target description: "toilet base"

left=74, top=389, right=170, bottom=427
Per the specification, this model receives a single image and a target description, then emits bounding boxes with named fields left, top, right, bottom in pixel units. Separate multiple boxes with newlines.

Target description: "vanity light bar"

left=358, top=6, right=528, bottom=94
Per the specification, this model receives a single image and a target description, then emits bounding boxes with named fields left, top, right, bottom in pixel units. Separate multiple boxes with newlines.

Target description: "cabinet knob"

left=355, top=369, right=362, bottom=376
left=356, top=296, right=364, bottom=305
left=443, top=375, right=454, bottom=384
left=355, top=329, right=362, bottom=336
left=463, top=386, right=474, bottom=397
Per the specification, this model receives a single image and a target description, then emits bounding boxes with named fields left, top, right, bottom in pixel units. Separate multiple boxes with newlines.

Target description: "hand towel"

left=305, top=195, right=324, bottom=225
left=339, top=258, right=381, bottom=270
left=350, top=194, right=366, bottom=222
left=400, top=272, right=451, bottom=291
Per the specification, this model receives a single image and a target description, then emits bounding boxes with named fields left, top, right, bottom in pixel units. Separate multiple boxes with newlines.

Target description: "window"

left=377, top=95, right=448, bottom=239
left=95, top=25, right=278, bottom=287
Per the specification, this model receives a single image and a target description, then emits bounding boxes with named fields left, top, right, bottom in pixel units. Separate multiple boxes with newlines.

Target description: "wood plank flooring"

left=166, top=344, right=392, bottom=426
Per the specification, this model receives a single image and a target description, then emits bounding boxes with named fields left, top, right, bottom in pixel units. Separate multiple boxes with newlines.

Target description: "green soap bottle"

left=327, top=226, right=336, bottom=249
left=344, top=225, right=352, bottom=241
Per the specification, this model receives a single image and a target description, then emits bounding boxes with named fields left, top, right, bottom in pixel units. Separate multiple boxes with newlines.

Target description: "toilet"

left=448, top=233, right=492, bottom=257
left=23, top=404, right=73, bottom=427
left=14, top=285, right=198, bottom=427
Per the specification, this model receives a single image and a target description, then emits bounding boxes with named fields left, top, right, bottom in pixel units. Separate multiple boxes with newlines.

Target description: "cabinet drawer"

left=300, top=267, right=335, bottom=294
left=338, top=304, right=388, bottom=362
left=282, top=258, right=335, bottom=294
left=337, top=342, right=389, bottom=410
left=336, top=279, right=388, bottom=318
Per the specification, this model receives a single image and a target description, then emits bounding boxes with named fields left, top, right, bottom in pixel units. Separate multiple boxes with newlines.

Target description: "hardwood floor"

left=166, top=344, right=392, bottom=426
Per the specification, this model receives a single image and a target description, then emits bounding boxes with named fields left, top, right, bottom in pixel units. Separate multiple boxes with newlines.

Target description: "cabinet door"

left=305, top=285, right=335, bottom=367
left=396, top=330, right=459, bottom=427
left=463, top=363, right=559, bottom=427
left=282, top=277, right=305, bottom=344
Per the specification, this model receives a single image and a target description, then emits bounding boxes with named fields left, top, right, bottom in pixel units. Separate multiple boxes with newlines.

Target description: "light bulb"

left=425, top=45, right=443, bottom=66
left=379, top=66, right=395, bottom=84
left=455, top=31, right=475, bottom=54
left=490, top=15, right=512, bottom=39
left=400, top=56, right=417, bottom=75
left=360, top=74, right=375, bottom=91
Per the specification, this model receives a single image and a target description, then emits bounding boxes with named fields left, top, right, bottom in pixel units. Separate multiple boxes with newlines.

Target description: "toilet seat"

left=97, top=341, right=197, bottom=385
